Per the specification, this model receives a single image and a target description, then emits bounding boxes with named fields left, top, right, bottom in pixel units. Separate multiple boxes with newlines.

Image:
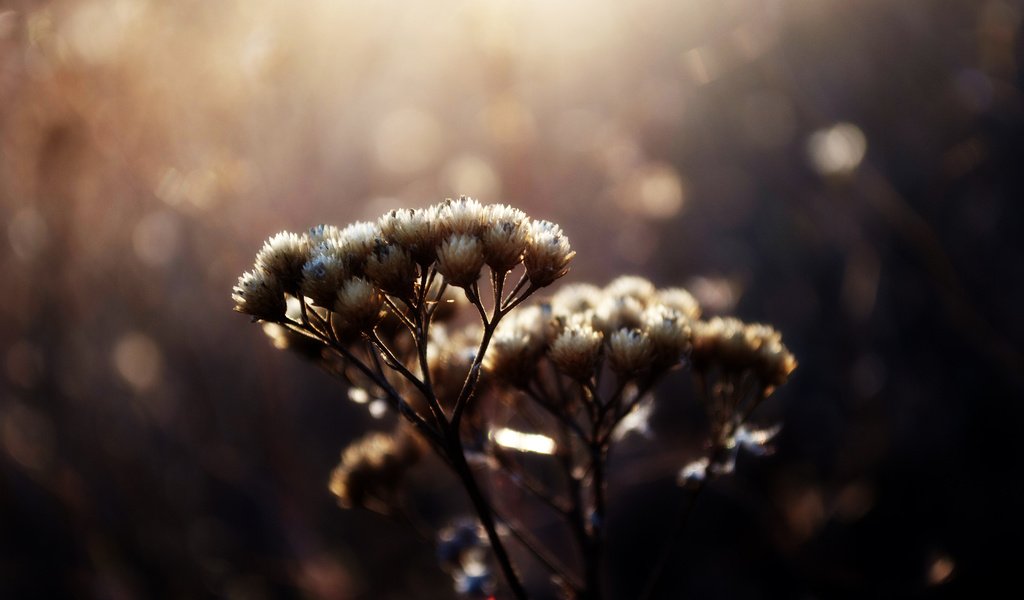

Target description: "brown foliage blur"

left=1, top=0, right=1022, bottom=597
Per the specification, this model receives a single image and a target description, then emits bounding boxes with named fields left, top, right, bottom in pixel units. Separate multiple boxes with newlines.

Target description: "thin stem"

left=451, top=320, right=497, bottom=431
left=598, top=379, right=657, bottom=447
left=554, top=417, right=591, bottom=597
left=466, top=282, right=492, bottom=326
left=525, top=385, right=589, bottom=442
left=365, top=333, right=436, bottom=405
left=296, top=328, right=441, bottom=448
left=382, top=295, right=418, bottom=335
left=492, top=504, right=584, bottom=595
left=636, top=442, right=725, bottom=600
left=501, top=283, right=539, bottom=315
left=447, top=432, right=528, bottom=600
left=584, top=439, right=608, bottom=600
left=501, top=271, right=530, bottom=310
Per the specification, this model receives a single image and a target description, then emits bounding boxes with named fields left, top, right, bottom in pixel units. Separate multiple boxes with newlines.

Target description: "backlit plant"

left=232, top=197, right=796, bottom=599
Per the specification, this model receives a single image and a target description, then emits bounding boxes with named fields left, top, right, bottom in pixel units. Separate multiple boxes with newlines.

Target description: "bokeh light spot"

left=132, top=210, right=181, bottom=267
left=618, top=163, right=687, bottom=219
left=112, top=331, right=162, bottom=391
left=927, top=553, right=955, bottom=585
left=807, top=122, right=867, bottom=176
left=443, top=154, right=501, bottom=200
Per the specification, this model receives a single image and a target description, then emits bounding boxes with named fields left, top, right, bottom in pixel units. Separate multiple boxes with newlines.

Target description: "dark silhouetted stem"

left=447, top=431, right=528, bottom=600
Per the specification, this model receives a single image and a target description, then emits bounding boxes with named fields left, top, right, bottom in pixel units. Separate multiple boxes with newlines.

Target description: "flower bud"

left=549, top=318, right=603, bottom=380
left=436, top=196, right=486, bottom=238
left=365, top=242, right=418, bottom=299
left=658, top=287, right=701, bottom=319
left=378, top=207, right=444, bottom=266
left=300, top=246, right=348, bottom=308
left=233, top=268, right=286, bottom=321
left=436, top=234, right=485, bottom=288
left=480, top=204, right=529, bottom=273
left=523, top=220, right=575, bottom=287
left=607, top=328, right=653, bottom=376
left=333, top=277, right=384, bottom=334
left=604, top=276, right=657, bottom=303
left=255, top=231, right=310, bottom=294
left=642, top=305, right=691, bottom=368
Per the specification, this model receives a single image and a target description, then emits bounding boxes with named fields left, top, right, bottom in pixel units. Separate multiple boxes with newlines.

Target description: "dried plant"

left=232, top=197, right=796, bottom=599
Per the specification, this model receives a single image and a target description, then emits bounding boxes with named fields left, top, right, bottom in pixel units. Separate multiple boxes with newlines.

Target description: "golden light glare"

left=492, top=428, right=556, bottom=455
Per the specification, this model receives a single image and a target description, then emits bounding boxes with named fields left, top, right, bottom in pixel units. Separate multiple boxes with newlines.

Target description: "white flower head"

left=523, top=219, right=575, bottom=288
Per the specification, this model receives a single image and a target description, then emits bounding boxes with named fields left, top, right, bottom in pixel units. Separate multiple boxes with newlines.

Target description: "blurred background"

left=1, top=0, right=1022, bottom=597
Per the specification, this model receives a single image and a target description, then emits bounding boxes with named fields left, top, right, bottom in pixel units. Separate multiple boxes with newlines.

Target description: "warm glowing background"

left=2, top=0, right=1022, bottom=597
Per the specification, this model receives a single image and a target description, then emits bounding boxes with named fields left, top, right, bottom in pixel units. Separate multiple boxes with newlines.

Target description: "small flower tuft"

left=378, top=207, right=443, bottom=265
left=365, top=241, right=418, bottom=299
left=255, top=231, right=310, bottom=294
left=333, top=277, right=384, bottom=335
left=480, top=204, right=529, bottom=273
left=232, top=268, right=286, bottom=321
left=548, top=316, right=604, bottom=380
left=642, top=305, right=692, bottom=368
left=328, top=430, right=421, bottom=511
left=523, top=220, right=575, bottom=288
left=300, top=243, right=348, bottom=308
left=607, top=328, right=654, bottom=376
left=436, top=234, right=486, bottom=288
left=438, top=196, right=487, bottom=238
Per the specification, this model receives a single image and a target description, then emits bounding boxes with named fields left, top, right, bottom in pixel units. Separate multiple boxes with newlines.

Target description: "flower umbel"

left=231, top=198, right=796, bottom=600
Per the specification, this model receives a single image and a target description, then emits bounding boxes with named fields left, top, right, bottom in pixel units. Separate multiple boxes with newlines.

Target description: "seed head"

left=233, top=268, right=286, bottom=321
left=427, top=326, right=480, bottom=403
left=604, top=276, right=657, bottom=303
left=607, top=328, right=654, bottom=376
left=689, top=318, right=796, bottom=387
left=329, top=430, right=421, bottom=510
left=436, top=234, right=486, bottom=288
left=484, top=305, right=550, bottom=386
left=642, top=305, right=692, bottom=368
left=593, top=294, right=646, bottom=334
left=549, top=283, right=602, bottom=318
left=255, top=231, right=310, bottom=294
left=337, top=221, right=382, bottom=271
left=437, top=196, right=487, bottom=238
left=365, top=242, right=418, bottom=299
left=308, top=223, right=342, bottom=244
left=523, top=220, right=575, bottom=288
left=378, top=207, right=443, bottom=265
left=300, top=244, right=348, bottom=307
left=333, top=277, right=384, bottom=334
left=658, top=287, right=701, bottom=319
left=480, top=204, right=529, bottom=273
left=743, top=323, right=798, bottom=388
left=548, top=317, right=604, bottom=380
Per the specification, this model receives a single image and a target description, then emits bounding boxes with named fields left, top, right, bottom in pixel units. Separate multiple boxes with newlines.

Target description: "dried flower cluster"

left=328, top=427, right=423, bottom=512
left=232, top=198, right=795, bottom=600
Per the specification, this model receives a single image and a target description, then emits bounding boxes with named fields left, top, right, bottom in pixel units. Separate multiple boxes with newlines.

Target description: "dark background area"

left=1, top=0, right=1022, bottom=597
